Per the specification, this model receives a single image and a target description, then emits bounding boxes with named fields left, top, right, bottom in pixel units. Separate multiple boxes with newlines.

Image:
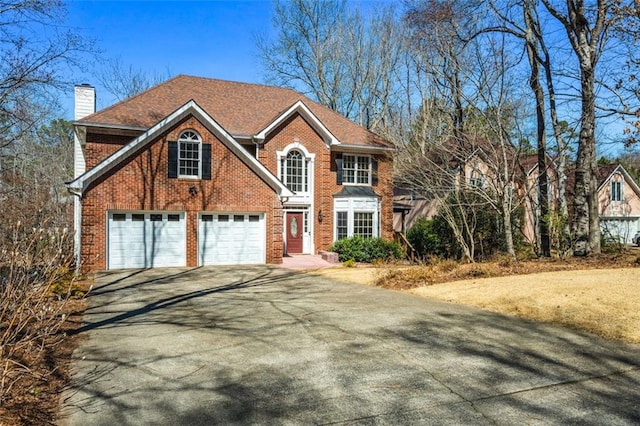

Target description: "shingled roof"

left=79, top=75, right=391, bottom=148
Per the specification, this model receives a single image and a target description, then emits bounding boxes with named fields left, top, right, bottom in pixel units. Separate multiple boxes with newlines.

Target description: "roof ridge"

left=178, top=74, right=301, bottom=93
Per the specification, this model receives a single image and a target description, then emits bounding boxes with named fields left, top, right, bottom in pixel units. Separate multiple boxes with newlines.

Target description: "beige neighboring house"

left=395, top=152, right=640, bottom=246
left=597, top=164, right=640, bottom=244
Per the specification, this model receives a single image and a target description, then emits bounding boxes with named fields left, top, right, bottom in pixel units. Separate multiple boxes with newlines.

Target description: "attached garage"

left=600, top=217, right=640, bottom=245
left=199, top=213, right=265, bottom=266
left=107, top=212, right=186, bottom=269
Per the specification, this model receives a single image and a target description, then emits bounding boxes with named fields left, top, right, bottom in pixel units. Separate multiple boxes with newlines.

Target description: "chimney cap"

left=76, top=83, right=94, bottom=88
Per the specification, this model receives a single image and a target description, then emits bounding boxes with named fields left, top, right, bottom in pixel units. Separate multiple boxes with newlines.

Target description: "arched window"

left=283, top=149, right=307, bottom=193
left=178, top=130, right=201, bottom=178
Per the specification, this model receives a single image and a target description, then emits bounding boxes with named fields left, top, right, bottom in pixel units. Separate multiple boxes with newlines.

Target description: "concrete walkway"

left=60, top=266, right=640, bottom=425
left=278, top=254, right=336, bottom=270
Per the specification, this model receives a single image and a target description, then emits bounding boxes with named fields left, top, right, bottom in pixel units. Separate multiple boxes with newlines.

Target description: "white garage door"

left=108, top=212, right=186, bottom=269
left=199, top=213, right=265, bottom=265
left=601, top=218, right=639, bottom=245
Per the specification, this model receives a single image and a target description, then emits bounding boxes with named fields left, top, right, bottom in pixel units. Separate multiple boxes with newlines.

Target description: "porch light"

left=317, top=210, right=323, bottom=223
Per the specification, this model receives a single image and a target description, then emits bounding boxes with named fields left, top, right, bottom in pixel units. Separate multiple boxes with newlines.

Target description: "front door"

left=286, top=212, right=303, bottom=254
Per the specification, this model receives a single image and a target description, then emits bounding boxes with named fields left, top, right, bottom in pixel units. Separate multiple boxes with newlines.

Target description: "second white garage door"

left=199, top=213, right=266, bottom=265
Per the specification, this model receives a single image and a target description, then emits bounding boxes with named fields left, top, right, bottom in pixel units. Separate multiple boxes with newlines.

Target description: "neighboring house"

left=597, top=164, right=640, bottom=244
left=394, top=148, right=640, bottom=246
left=67, top=75, right=394, bottom=271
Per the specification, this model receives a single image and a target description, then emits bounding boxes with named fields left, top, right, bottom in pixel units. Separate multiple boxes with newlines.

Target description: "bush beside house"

left=330, top=236, right=403, bottom=263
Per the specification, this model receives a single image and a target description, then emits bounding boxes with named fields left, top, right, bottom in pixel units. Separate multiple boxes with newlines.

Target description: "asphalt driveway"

left=60, top=266, right=640, bottom=425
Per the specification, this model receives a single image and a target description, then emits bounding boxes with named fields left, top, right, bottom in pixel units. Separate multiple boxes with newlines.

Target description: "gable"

left=255, top=100, right=338, bottom=147
left=597, top=165, right=640, bottom=196
left=67, top=100, right=293, bottom=197
left=597, top=165, right=640, bottom=216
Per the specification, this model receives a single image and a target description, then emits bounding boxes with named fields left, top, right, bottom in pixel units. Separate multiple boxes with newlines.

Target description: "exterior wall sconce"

left=189, top=186, right=198, bottom=196
left=317, top=210, right=323, bottom=223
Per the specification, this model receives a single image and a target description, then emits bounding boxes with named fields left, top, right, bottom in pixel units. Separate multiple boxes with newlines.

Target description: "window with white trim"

left=334, top=198, right=379, bottom=241
left=336, top=211, right=348, bottom=240
left=469, top=168, right=484, bottom=189
left=178, top=130, right=201, bottom=178
left=611, top=180, right=622, bottom=201
left=343, top=155, right=371, bottom=185
left=280, top=149, right=310, bottom=193
left=353, top=212, right=374, bottom=237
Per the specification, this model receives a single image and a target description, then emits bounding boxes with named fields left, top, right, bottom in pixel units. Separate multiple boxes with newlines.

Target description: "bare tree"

left=258, top=0, right=406, bottom=130
left=399, top=3, right=528, bottom=260
left=95, top=57, right=172, bottom=101
left=0, top=118, right=74, bottom=234
left=540, top=0, right=613, bottom=255
left=0, top=0, right=90, bottom=151
left=483, top=0, right=553, bottom=256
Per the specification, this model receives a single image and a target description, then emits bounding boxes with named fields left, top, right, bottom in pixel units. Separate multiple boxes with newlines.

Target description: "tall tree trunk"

left=542, top=0, right=608, bottom=256
left=573, top=63, right=600, bottom=255
left=539, top=33, right=571, bottom=250
left=502, top=183, right=516, bottom=258
left=524, top=0, right=550, bottom=257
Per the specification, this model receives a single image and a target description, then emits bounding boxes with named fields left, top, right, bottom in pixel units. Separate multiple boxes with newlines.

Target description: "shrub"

left=343, top=258, right=356, bottom=268
left=330, top=236, right=403, bottom=263
left=1, top=223, right=78, bottom=404
left=406, top=217, right=442, bottom=259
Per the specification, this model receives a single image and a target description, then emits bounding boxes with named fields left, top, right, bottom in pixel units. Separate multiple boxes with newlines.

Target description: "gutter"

left=334, top=143, right=395, bottom=153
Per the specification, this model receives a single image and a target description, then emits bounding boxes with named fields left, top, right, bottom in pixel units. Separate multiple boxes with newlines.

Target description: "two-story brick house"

left=67, top=75, right=394, bottom=271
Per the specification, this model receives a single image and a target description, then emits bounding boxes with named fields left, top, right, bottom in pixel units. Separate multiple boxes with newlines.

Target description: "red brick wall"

left=85, top=133, right=132, bottom=168
left=81, top=116, right=283, bottom=271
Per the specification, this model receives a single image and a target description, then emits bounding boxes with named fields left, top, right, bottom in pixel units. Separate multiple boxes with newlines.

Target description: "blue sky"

left=62, top=1, right=274, bottom=115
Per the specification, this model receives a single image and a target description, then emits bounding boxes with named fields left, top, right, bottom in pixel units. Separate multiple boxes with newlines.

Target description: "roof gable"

left=597, top=164, right=640, bottom=196
left=255, top=100, right=338, bottom=146
left=79, top=75, right=391, bottom=149
left=67, top=100, right=293, bottom=197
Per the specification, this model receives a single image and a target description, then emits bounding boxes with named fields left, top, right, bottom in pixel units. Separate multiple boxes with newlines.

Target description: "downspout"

left=252, top=135, right=264, bottom=159
left=67, top=186, right=83, bottom=268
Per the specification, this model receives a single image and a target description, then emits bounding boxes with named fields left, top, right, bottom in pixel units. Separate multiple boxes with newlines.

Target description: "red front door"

left=286, top=212, right=303, bottom=254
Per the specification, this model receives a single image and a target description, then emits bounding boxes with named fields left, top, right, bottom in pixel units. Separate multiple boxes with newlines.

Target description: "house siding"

left=80, top=116, right=283, bottom=271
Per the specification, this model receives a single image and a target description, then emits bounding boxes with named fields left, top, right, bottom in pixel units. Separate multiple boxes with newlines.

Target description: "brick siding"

left=81, top=116, right=282, bottom=271
left=80, top=112, right=393, bottom=271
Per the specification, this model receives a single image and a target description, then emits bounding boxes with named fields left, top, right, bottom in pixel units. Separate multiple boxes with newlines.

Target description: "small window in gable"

left=178, top=130, right=201, bottom=178
left=469, top=168, right=484, bottom=189
left=169, top=131, right=211, bottom=180
left=611, top=180, right=622, bottom=202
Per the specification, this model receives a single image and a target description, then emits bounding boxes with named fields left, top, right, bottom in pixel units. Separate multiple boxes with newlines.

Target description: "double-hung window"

left=611, top=181, right=622, bottom=202
left=469, top=168, right=484, bottom=189
left=336, top=211, right=348, bottom=240
left=178, top=130, right=201, bottom=178
left=343, top=155, right=371, bottom=185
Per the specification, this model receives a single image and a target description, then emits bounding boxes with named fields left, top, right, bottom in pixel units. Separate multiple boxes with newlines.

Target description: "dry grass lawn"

left=310, top=254, right=640, bottom=344
left=410, top=268, right=640, bottom=344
